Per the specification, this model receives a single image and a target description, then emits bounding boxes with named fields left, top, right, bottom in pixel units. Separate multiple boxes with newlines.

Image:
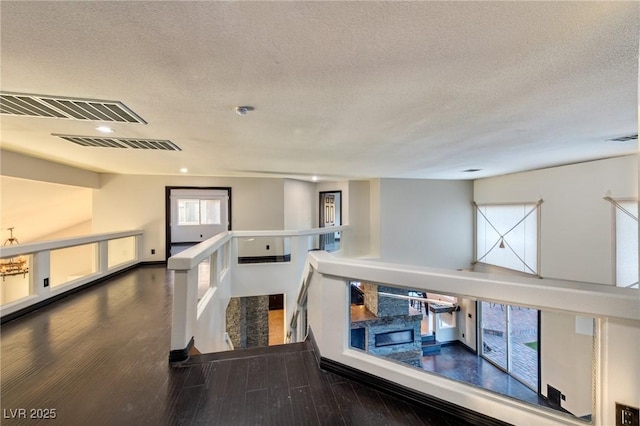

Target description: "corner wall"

left=474, top=155, right=637, bottom=284
left=284, top=179, right=314, bottom=230
left=474, top=155, right=639, bottom=424
left=378, top=179, right=474, bottom=269
left=0, top=176, right=93, bottom=243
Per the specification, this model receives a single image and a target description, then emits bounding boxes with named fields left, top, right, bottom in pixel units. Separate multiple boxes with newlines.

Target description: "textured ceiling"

left=0, top=1, right=638, bottom=180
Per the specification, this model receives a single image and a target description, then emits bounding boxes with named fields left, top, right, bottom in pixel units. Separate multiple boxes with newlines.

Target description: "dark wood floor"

left=1, top=266, right=470, bottom=425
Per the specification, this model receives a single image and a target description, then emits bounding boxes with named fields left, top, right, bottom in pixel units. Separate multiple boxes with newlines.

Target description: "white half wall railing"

left=305, top=251, right=640, bottom=426
left=0, top=230, right=143, bottom=319
left=167, top=226, right=350, bottom=362
left=167, top=225, right=639, bottom=424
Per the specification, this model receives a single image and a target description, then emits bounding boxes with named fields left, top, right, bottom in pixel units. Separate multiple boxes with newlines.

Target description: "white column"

left=33, top=250, right=51, bottom=298
left=170, top=267, right=198, bottom=351
left=98, top=240, right=108, bottom=274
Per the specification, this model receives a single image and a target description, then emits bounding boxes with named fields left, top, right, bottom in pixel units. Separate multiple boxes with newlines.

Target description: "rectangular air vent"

left=0, top=92, right=146, bottom=124
left=607, top=134, right=638, bottom=142
left=53, top=134, right=181, bottom=151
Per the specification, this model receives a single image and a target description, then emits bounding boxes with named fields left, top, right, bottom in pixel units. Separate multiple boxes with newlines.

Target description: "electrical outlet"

left=616, top=403, right=639, bottom=426
left=462, top=333, right=465, bottom=338
left=266, top=244, right=270, bottom=250
left=151, top=249, right=155, bottom=255
left=468, top=313, right=472, bottom=318
left=43, top=278, right=49, bottom=288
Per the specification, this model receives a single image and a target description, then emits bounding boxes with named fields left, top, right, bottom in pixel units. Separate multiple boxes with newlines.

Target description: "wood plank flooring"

left=0, top=265, right=471, bottom=425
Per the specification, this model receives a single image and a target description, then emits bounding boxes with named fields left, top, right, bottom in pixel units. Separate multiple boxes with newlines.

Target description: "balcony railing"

left=167, top=226, right=639, bottom=425
left=305, top=251, right=639, bottom=426
left=0, top=230, right=142, bottom=319
left=167, top=226, right=350, bottom=359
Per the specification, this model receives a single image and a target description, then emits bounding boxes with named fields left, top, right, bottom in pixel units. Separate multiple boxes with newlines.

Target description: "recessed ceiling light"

left=312, top=176, right=318, bottom=182
left=96, top=125, right=114, bottom=133
left=180, top=168, right=188, bottom=173
left=235, top=106, right=255, bottom=116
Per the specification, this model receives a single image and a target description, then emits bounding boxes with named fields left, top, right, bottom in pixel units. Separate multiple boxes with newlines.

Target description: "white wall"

left=474, top=155, right=638, bottom=284
left=92, top=174, right=285, bottom=261
left=474, top=155, right=639, bottom=423
left=0, top=272, right=30, bottom=305
left=0, top=150, right=100, bottom=189
left=345, top=180, right=370, bottom=258
left=284, top=179, right=314, bottom=230
left=457, top=297, right=477, bottom=351
left=368, top=179, right=381, bottom=258
left=39, top=220, right=92, bottom=241
left=541, top=311, right=593, bottom=417
left=378, top=179, right=474, bottom=269
left=602, top=318, right=640, bottom=426
left=1, top=176, right=93, bottom=243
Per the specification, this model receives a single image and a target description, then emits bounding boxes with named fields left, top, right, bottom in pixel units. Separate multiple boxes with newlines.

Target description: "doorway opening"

left=224, top=293, right=285, bottom=349
left=165, top=187, right=231, bottom=259
left=319, top=190, right=342, bottom=252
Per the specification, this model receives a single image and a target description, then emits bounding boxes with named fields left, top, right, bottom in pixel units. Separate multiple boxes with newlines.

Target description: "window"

left=200, top=199, right=222, bottom=225
left=475, top=202, right=541, bottom=275
left=177, top=199, right=221, bottom=226
left=613, top=199, right=638, bottom=288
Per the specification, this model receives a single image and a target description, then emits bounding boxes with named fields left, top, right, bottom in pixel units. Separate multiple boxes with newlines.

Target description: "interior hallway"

left=0, top=266, right=475, bottom=425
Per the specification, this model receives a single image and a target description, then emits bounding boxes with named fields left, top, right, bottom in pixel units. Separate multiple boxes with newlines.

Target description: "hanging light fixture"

left=1, top=228, right=29, bottom=280
left=499, top=237, right=505, bottom=249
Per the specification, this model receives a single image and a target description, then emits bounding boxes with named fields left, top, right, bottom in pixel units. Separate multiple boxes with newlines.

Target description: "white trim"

left=309, top=251, right=640, bottom=322
left=0, top=230, right=143, bottom=258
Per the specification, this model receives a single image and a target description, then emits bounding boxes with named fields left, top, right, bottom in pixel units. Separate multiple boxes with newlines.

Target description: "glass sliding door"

left=480, top=302, right=508, bottom=370
left=508, top=306, right=539, bottom=390
left=480, top=302, right=539, bottom=391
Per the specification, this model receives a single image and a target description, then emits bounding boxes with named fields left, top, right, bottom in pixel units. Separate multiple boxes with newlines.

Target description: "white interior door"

left=170, top=189, right=229, bottom=243
left=320, top=192, right=341, bottom=251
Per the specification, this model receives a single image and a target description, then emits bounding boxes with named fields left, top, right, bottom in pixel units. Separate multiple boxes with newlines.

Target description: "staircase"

left=421, top=334, right=442, bottom=355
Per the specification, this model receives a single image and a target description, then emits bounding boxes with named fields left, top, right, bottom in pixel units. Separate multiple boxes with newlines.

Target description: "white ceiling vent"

left=0, top=92, right=146, bottom=124
left=53, top=134, right=181, bottom=151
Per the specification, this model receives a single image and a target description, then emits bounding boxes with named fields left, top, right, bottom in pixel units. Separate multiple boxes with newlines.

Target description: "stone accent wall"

left=226, top=297, right=246, bottom=349
left=362, top=282, right=409, bottom=318
left=353, top=283, right=421, bottom=367
left=359, top=313, right=422, bottom=367
left=226, top=295, right=269, bottom=349
left=377, top=285, right=409, bottom=317
left=362, top=282, right=378, bottom=315
left=245, top=296, right=269, bottom=348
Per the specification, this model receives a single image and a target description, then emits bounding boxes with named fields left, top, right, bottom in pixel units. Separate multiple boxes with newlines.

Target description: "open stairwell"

left=174, top=339, right=482, bottom=425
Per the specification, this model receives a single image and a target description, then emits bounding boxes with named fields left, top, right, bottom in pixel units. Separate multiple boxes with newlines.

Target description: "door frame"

left=319, top=190, right=342, bottom=250
left=477, top=301, right=541, bottom=393
left=165, top=186, right=232, bottom=260
left=318, top=190, right=342, bottom=227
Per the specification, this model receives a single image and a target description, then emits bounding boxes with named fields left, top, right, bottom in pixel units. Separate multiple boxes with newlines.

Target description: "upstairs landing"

left=175, top=340, right=472, bottom=425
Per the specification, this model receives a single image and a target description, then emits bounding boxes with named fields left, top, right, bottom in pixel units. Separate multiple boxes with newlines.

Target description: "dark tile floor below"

left=422, top=342, right=555, bottom=410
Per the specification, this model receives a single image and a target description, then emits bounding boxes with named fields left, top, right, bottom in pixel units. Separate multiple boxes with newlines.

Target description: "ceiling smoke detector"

left=235, top=106, right=254, bottom=116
